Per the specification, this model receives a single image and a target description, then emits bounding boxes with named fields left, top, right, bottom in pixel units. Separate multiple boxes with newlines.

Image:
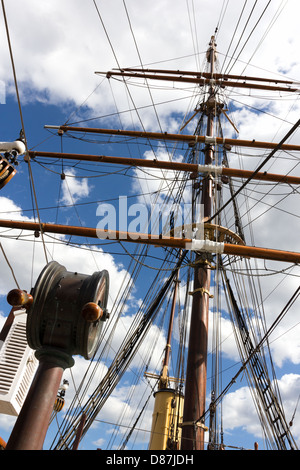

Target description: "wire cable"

left=207, top=116, right=300, bottom=223
left=1, top=0, right=48, bottom=263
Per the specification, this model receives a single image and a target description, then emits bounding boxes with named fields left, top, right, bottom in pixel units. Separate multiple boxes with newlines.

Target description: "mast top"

left=206, top=35, right=217, bottom=63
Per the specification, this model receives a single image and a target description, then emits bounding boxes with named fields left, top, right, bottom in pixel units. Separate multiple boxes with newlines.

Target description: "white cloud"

left=60, top=168, right=91, bottom=205
left=131, top=147, right=188, bottom=207
left=92, top=379, right=155, bottom=448
left=92, top=437, right=105, bottom=449
left=0, top=196, right=129, bottom=310
left=222, top=385, right=262, bottom=437
left=222, top=373, right=300, bottom=447
left=101, top=312, right=166, bottom=371
left=0, top=0, right=298, bottom=128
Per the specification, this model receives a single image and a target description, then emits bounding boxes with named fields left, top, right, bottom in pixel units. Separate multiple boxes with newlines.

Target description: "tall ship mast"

left=0, top=2, right=300, bottom=452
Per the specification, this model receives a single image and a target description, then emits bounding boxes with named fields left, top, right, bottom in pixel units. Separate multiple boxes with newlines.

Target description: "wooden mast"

left=180, top=35, right=217, bottom=450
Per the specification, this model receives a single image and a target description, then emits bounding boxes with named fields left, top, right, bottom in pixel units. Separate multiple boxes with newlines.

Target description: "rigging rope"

left=1, top=0, right=48, bottom=264
left=207, top=116, right=300, bottom=223
left=220, top=0, right=248, bottom=74
left=123, top=0, right=166, bottom=140
left=290, top=392, right=300, bottom=427
left=225, top=1, right=272, bottom=75
left=223, top=0, right=259, bottom=74
left=92, top=0, right=162, bottom=161
left=50, top=251, right=187, bottom=449
left=0, top=242, right=20, bottom=288
left=197, top=281, right=300, bottom=449
left=239, top=0, right=288, bottom=76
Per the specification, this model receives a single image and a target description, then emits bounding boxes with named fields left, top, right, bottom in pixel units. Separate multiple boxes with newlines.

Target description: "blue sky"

left=0, top=0, right=300, bottom=451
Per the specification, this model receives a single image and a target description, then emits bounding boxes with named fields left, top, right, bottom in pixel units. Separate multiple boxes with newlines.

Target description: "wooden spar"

left=28, top=150, right=300, bottom=185
left=224, top=244, right=300, bottom=263
left=115, top=67, right=298, bottom=86
left=46, top=125, right=300, bottom=153
left=221, top=167, right=300, bottom=185
left=96, top=70, right=300, bottom=93
left=0, top=218, right=299, bottom=263
left=72, top=413, right=87, bottom=450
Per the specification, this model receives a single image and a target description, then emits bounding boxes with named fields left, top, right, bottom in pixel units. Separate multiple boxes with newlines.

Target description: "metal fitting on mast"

left=0, top=130, right=26, bottom=189
left=206, top=35, right=217, bottom=63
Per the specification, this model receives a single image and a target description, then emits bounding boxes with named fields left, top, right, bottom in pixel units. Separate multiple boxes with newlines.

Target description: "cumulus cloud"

left=222, top=374, right=300, bottom=447
left=60, top=168, right=91, bottom=205
left=0, top=196, right=128, bottom=309
left=0, top=0, right=298, bottom=129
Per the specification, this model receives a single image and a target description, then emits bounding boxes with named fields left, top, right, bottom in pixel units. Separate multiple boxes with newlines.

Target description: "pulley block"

left=0, top=156, right=16, bottom=189
left=53, top=396, right=65, bottom=412
left=22, top=261, right=109, bottom=361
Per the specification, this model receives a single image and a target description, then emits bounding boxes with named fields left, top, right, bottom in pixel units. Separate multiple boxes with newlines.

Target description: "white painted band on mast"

left=197, top=164, right=222, bottom=174
left=205, top=136, right=217, bottom=145
left=189, top=239, right=225, bottom=253
left=204, top=135, right=227, bottom=146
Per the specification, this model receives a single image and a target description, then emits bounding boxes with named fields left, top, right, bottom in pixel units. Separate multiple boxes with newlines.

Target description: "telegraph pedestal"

left=5, top=261, right=109, bottom=450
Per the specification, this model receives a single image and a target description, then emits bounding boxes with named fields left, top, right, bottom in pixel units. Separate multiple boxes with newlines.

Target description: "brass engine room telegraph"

left=5, top=261, right=109, bottom=450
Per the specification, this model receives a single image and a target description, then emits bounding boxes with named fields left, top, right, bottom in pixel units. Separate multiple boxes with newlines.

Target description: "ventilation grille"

left=0, top=310, right=38, bottom=415
left=0, top=322, right=27, bottom=393
left=15, top=353, right=37, bottom=408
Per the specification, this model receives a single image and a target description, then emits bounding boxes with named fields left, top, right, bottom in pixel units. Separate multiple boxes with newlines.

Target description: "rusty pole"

left=5, top=355, right=68, bottom=450
left=181, top=36, right=217, bottom=450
